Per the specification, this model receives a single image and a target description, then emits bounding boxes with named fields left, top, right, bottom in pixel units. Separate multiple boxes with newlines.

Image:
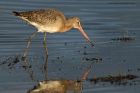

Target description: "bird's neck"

left=62, top=18, right=73, bottom=32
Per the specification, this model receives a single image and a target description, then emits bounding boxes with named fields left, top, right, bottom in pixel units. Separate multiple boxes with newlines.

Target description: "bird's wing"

left=14, top=9, right=66, bottom=25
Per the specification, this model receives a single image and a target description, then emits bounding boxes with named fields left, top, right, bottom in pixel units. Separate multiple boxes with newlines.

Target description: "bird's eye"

left=77, top=21, right=80, bottom=25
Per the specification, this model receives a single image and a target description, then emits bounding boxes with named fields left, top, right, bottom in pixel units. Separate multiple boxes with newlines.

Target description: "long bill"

left=78, top=26, right=94, bottom=47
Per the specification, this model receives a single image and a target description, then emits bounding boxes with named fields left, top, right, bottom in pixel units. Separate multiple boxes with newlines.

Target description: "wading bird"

left=13, top=8, right=94, bottom=58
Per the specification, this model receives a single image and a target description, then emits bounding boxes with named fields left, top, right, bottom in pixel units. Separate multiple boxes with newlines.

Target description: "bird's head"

left=72, top=17, right=81, bottom=29
left=71, top=17, right=94, bottom=47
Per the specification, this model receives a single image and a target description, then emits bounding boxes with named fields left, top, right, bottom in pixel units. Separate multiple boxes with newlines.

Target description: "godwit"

left=13, top=8, right=94, bottom=58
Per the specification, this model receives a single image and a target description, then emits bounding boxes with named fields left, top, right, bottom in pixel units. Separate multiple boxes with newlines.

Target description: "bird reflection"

left=27, top=80, right=82, bottom=93
left=26, top=56, right=93, bottom=93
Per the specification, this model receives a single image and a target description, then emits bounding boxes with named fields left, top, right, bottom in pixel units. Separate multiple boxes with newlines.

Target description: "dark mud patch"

left=108, top=2, right=136, bottom=5
left=111, top=36, right=135, bottom=42
left=0, top=55, right=20, bottom=69
left=0, top=55, right=37, bottom=81
left=82, top=57, right=102, bottom=62
left=88, top=74, right=139, bottom=85
left=0, top=55, right=33, bottom=70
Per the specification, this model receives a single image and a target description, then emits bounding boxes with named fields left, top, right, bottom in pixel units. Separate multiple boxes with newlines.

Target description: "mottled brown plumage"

left=18, top=9, right=64, bottom=24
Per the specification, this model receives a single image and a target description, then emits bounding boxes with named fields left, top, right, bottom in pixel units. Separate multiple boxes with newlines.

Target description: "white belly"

left=30, top=22, right=60, bottom=33
left=38, top=26, right=59, bottom=33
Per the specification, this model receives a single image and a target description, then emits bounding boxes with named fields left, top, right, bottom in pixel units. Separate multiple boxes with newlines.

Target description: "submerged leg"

left=22, top=31, right=37, bottom=61
left=43, top=32, right=48, bottom=80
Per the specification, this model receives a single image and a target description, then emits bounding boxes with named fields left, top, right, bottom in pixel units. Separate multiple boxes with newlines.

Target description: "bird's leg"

left=43, top=32, right=48, bottom=56
left=43, top=32, right=48, bottom=80
left=22, top=31, right=37, bottom=63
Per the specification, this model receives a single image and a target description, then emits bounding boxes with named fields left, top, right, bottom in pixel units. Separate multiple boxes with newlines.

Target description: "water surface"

left=0, top=0, right=140, bottom=93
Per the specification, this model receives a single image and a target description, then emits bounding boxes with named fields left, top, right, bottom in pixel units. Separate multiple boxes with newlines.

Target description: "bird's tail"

left=12, top=11, right=21, bottom=16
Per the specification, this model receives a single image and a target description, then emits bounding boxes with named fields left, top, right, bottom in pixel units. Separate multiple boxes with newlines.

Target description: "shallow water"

left=0, top=0, right=140, bottom=93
